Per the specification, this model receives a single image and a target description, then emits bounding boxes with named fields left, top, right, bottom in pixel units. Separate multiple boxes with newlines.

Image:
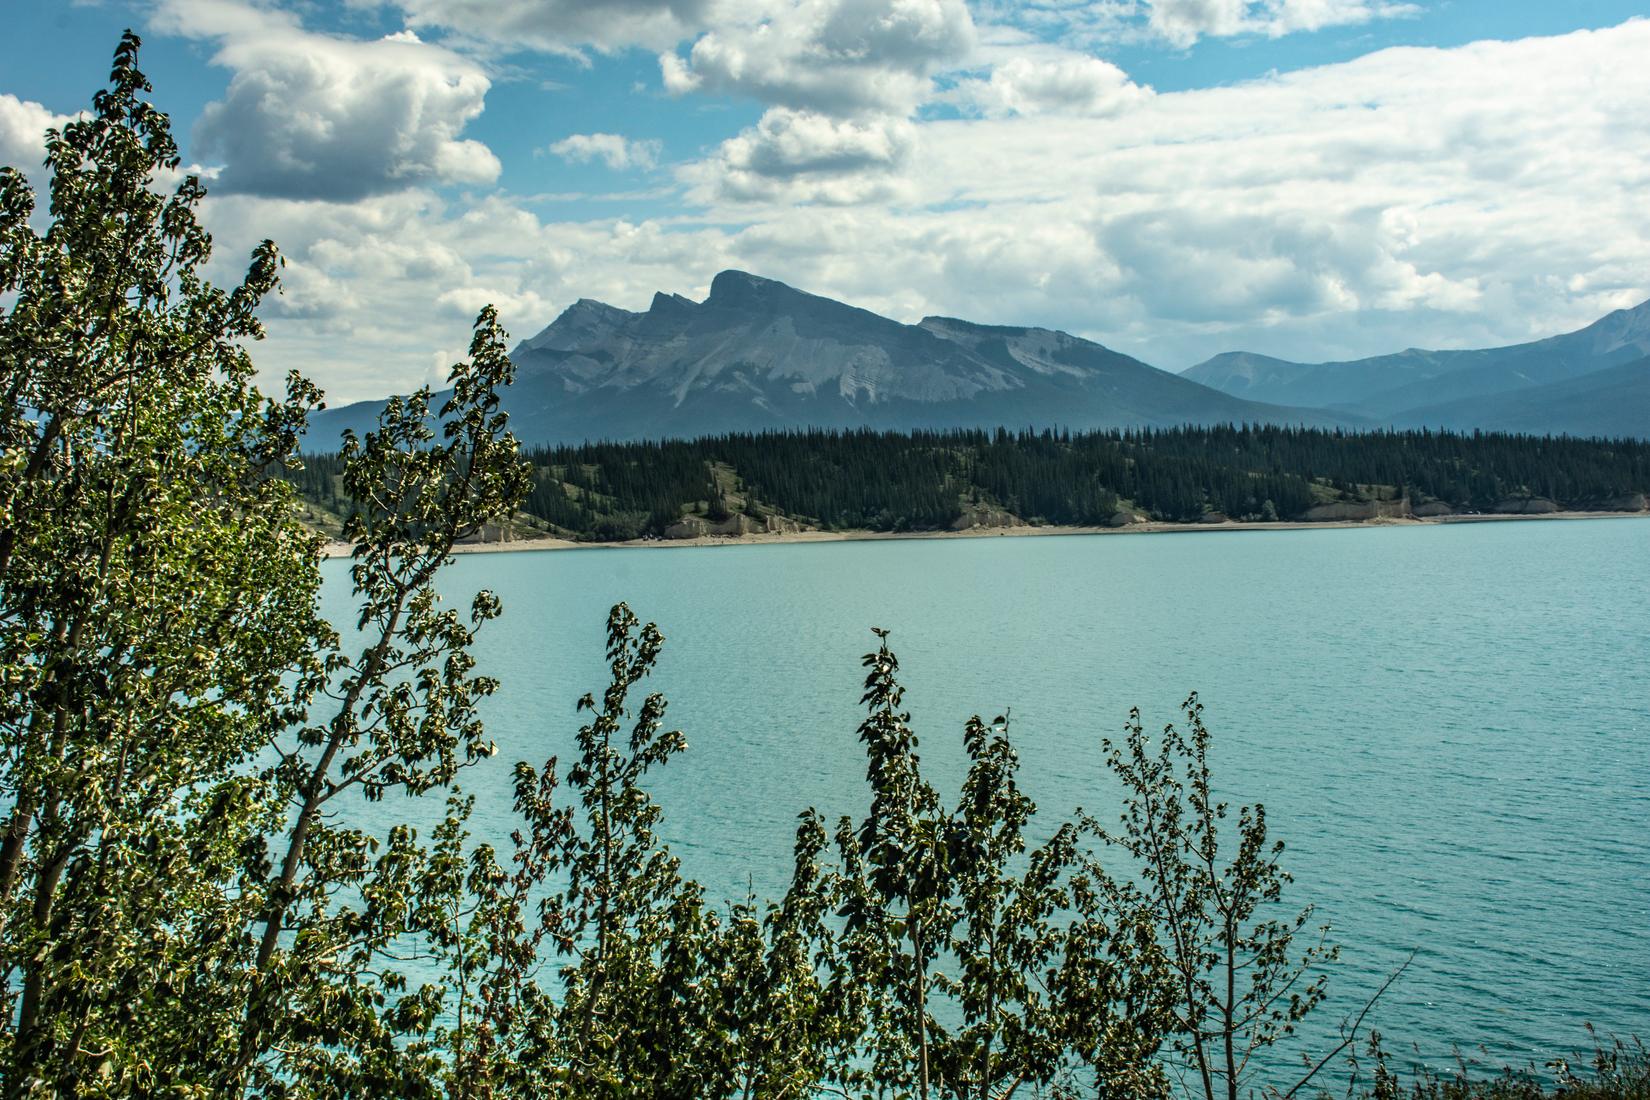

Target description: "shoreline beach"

left=317, top=508, right=1650, bottom=558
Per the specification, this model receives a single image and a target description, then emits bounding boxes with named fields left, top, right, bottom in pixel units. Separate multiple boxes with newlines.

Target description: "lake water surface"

left=323, top=518, right=1650, bottom=1076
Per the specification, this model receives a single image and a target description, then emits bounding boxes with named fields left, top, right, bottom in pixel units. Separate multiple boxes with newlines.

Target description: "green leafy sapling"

left=1093, top=693, right=1337, bottom=1100
left=231, top=305, right=534, bottom=1091
left=942, top=715, right=1123, bottom=1100
left=828, top=628, right=953, bottom=1098
left=817, top=631, right=1177, bottom=1100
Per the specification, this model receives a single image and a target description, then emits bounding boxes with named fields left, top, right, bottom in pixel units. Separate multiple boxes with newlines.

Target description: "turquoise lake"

left=322, top=517, right=1650, bottom=1076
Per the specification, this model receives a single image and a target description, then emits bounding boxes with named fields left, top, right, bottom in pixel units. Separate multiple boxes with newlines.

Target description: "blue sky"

left=3, top=0, right=1647, bottom=401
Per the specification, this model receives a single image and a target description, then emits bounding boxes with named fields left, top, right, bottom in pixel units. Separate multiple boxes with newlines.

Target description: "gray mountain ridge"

left=1184, top=298, right=1650, bottom=434
left=306, top=270, right=1359, bottom=448
left=1386, top=353, right=1650, bottom=438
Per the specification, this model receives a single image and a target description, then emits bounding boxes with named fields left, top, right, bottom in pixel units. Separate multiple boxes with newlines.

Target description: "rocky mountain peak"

left=518, top=297, right=636, bottom=354
left=647, top=291, right=696, bottom=316
left=1585, top=296, right=1650, bottom=355
left=705, top=269, right=795, bottom=310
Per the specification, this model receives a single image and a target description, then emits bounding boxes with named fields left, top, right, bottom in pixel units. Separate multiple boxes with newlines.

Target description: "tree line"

left=3, top=38, right=1644, bottom=1099
left=285, top=424, right=1650, bottom=542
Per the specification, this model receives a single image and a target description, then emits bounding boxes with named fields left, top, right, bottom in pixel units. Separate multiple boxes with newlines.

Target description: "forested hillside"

left=286, top=425, right=1650, bottom=543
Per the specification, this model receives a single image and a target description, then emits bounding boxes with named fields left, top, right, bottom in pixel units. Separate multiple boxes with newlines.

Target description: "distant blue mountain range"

left=1183, top=297, right=1650, bottom=437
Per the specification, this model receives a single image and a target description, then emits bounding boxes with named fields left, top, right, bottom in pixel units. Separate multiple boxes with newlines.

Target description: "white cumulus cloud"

left=0, top=94, right=74, bottom=186
left=156, top=0, right=500, bottom=200
left=661, top=0, right=976, bottom=116
left=1148, top=0, right=1419, bottom=48
left=549, top=133, right=662, bottom=171
left=954, top=50, right=1152, bottom=117
left=196, top=188, right=743, bottom=403
left=684, top=108, right=917, bottom=204
left=391, top=0, right=716, bottom=53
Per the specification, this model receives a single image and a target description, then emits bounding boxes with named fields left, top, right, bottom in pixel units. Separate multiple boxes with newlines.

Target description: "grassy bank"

left=1335, top=1034, right=1648, bottom=1098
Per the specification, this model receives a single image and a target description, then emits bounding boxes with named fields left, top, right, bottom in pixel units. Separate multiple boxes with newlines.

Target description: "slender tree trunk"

left=14, top=823, right=73, bottom=1068
left=0, top=795, right=38, bottom=924
left=3, top=657, right=80, bottom=939
left=979, top=918, right=998, bottom=1100
left=0, top=439, right=135, bottom=931
left=453, top=896, right=469, bottom=1100
left=254, top=598, right=407, bottom=972
left=914, top=920, right=929, bottom=1100
left=1142, top=789, right=1216, bottom=1100
left=2, top=463, right=131, bottom=1087
left=1224, top=920, right=1238, bottom=1100
left=596, top=736, right=614, bottom=969
left=0, top=413, right=65, bottom=582
left=60, top=731, right=134, bottom=1070
left=227, top=622, right=405, bottom=1094
left=253, top=742, right=338, bottom=972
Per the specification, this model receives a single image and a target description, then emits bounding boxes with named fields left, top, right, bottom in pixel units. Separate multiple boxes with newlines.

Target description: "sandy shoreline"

left=317, top=508, right=1649, bottom=559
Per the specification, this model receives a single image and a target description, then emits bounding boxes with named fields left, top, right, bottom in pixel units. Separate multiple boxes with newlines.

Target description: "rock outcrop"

left=1585, top=492, right=1647, bottom=512
left=1300, top=499, right=1411, bottom=522
left=1492, top=497, right=1560, bottom=515
left=662, top=512, right=805, bottom=539
left=950, top=506, right=1022, bottom=531
left=662, top=517, right=709, bottom=539
left=458, top=520, right=515, bottom=544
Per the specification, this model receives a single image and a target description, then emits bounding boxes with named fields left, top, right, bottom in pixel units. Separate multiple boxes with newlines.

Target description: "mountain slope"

left=1393, top=355, right=1650, bottom=438
left=915, top=317, right=1318, bottom=429
left=307, top=270, right=1357, bottom=448
left=1183, top=298, right=1650, bottom=420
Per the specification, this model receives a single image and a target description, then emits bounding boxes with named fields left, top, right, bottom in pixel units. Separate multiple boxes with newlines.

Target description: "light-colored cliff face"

left=663, top=512, right=804, bottom=540
left=1492, top=497, right=1561, bottom=515
left=1596, top=492, right=1648, bottom=512
left=1300, top=499, right=1414, bottom=522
